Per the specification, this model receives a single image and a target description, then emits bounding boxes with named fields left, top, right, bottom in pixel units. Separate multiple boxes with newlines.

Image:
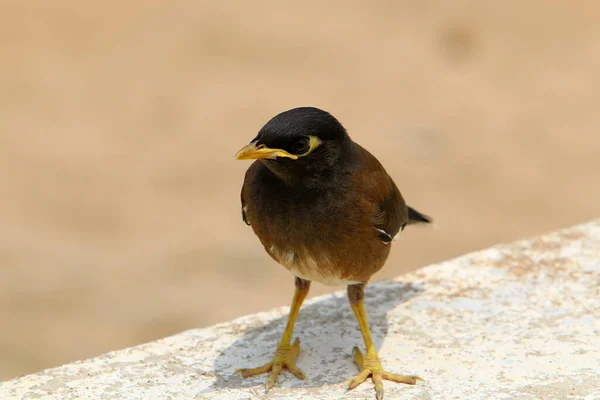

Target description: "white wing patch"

left=375, top=223, right=405, bottom=244
left=242, top=205, right=250, bottom=225
left=375, top=228, right=393, bottom=244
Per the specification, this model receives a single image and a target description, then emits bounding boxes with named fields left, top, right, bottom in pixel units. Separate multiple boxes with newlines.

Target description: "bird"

left=234, top=106, right=431, bottom=399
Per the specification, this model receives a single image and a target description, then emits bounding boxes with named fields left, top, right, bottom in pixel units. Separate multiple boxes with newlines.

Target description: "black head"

left=258, top=107, right=348, bottom=144
left=235, top=107, right=352, bottom=184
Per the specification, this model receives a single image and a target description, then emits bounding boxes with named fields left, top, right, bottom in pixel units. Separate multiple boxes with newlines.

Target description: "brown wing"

left=352, top=144, right=408, bottom=244
left=240, top=161, right=262, bottom=226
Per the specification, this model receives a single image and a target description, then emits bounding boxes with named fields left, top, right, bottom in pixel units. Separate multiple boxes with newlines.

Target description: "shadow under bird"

left=234, top=107, right=432, bottom=400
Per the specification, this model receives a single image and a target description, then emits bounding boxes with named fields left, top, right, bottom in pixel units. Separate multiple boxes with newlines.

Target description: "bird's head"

left=235, top=107, right=350, bottom=183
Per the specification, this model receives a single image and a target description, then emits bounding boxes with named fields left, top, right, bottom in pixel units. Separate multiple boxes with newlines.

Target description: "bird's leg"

left=346, top=283, right=421, bottom=400
left=236, top=277, right=310, bottom=391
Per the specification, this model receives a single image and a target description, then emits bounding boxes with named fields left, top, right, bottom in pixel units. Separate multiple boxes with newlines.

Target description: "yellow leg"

left=346, top=283, right=422, bottom=400
left=236, top=277, right=310, bottom=391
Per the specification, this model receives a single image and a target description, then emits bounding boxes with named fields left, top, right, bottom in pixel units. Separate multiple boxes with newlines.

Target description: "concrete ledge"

left=2, top=221, right=599, bottom=400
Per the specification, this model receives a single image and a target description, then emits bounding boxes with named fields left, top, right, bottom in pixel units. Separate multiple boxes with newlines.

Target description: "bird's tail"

left=407, top=206, right=432, bottom=225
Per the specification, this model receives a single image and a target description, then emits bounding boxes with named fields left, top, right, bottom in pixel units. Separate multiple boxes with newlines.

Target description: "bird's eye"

left=290, top=138, right=310, bottom=154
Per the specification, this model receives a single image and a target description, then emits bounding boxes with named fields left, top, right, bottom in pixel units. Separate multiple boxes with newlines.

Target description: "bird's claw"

left=347, top=346, right=421, bottom=400
left=236, top=338, right=306, bottom=392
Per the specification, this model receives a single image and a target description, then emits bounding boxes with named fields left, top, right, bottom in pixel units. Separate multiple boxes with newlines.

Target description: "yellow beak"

left=234, top=142, right=298, bottom=160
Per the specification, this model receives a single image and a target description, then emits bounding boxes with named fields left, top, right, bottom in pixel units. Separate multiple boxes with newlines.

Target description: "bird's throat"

left=259, top=159, right=328, bottom=189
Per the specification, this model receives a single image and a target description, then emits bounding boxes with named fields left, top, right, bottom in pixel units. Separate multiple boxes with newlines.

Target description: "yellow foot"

left=236, top=338, right=306, bottom=391
left=347, top=346, right=422, bottom=400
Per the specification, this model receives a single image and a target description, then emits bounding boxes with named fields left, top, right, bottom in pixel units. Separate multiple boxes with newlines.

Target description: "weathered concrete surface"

left=1, top=221, right=599, bottom=400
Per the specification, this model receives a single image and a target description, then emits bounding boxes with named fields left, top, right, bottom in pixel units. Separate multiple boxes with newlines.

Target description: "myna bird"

left=234, top=107, right=431, bottom=399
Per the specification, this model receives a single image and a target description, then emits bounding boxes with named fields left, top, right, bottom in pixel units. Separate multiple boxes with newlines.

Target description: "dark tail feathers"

left=407, top=206, right=432, bottom=225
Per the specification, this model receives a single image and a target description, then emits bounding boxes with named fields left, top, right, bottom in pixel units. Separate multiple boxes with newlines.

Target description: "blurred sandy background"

left=1, top=0, right=599, bottom=380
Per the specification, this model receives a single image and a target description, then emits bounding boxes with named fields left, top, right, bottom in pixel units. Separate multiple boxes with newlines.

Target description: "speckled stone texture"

left=1, top=221, right=599, bottom=400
